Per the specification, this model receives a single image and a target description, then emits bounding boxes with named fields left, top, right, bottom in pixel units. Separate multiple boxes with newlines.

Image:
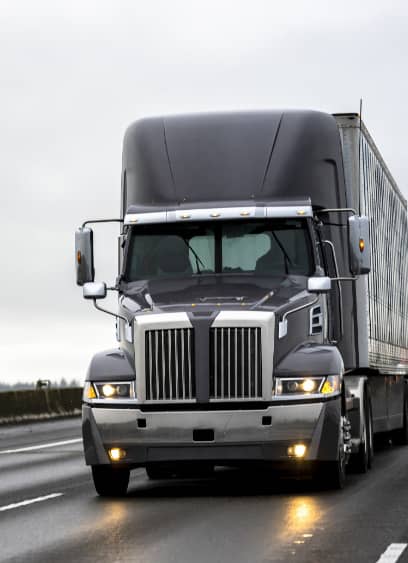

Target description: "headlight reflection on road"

left=285, top=497, right=322, bottom=536
left=265, top=497, right=323, bottom=560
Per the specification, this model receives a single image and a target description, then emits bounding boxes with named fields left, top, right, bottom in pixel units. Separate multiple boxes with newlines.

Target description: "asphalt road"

left=1, top=418, right=408, bottom=563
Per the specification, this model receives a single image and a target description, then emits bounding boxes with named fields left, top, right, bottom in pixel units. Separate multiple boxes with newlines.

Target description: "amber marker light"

left=321, top=375, right=340, bottom=395
left=86, top=384, right=97, bottom=399
left=77, top=250, right=82, bottom=264
left=297, top=209, right=306, bottom=215
left=321, top=380, right=335, bottom=394
left=359, top=238, right=365, bottom=252
left=108, top=448, right=126, bottom=461
left=181, top=213, right=191, bottom=219
left=288, top=444, right=307, bottom=458
left=210, top=212, right=220, bottom=218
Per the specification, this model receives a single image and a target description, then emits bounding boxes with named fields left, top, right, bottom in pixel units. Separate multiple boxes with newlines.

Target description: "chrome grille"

left=210, top=327, right=262, bottom=399
left=145, top=328, right=195, bottom=401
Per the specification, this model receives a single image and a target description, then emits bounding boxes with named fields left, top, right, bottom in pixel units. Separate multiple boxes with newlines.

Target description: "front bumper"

left=82, top=398, right=341, bottom=466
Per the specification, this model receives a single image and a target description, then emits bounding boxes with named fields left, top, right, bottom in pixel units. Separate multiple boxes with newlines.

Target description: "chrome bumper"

left=82, top=398, right=341, bottom=466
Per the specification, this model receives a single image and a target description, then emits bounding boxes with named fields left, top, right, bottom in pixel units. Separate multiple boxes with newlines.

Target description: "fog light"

left=288, top=444, right=307, bottom=458
left=108, top=447, right=126, bottom=461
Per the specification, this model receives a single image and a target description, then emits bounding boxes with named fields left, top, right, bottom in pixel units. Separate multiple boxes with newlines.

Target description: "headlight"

left=83, top=381, right=135, bottom=400
left=274, top=375, right=341, bottom=398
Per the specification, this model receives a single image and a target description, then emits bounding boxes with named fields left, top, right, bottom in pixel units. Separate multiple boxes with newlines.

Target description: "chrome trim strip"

left=126, top=211, right=167, bottom=224
left=265, top=206, right=312, bottom=218
left=125, top=205, right=313, bottom=225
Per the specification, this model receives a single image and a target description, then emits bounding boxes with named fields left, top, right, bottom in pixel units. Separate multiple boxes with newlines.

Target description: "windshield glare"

left=124, top=219, right=314, bottom=281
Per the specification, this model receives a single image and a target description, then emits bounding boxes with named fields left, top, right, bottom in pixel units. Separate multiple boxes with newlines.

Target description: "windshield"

left=124, top=219, right=314, bottom=281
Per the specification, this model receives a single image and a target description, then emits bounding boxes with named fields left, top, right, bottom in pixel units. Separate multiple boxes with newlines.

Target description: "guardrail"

left=0, top=387, right=82, bottom=424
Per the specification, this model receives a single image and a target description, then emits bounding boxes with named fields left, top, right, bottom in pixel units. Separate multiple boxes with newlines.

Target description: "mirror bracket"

left=93, top=299, right=133, bottom=343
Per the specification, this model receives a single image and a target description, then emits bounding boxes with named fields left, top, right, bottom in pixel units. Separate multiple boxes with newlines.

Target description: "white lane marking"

left=0, top=438, right=82, bottom=455
left=376, top=543, right=408, bottom=563
left=0, top=493, right=63, bottom=512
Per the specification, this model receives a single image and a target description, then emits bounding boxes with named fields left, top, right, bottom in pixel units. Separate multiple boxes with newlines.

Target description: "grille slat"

left=234, top=328, right=238, bottom=399
left=210, top=327, right=262, bottom=400
left=168, top=329, right=172, bottom=399
left=154, top=331, right=159, bottom=399
left=145, top=328, right=195, bottom=401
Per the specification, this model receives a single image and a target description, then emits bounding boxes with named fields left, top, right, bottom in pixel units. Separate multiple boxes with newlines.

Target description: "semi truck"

left=75, top=110, right=408, bottom=496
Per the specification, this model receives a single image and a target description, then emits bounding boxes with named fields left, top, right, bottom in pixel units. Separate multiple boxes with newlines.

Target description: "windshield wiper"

left=271, top=231, right=293, bottom=274
left=181, top=238, right=205, bottom=274
left=250, top=290, right=274, bottom=310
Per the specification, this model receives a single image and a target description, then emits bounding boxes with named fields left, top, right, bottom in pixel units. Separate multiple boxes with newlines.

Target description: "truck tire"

left=392, top=390, right=408, bottom=446
left=91, top=465, right=130, bottom=496
left=352, top=395, right=374, bottom=473
left=319, top=416, right=347, bottom=490
left=322, top=453, right=346, bottom=490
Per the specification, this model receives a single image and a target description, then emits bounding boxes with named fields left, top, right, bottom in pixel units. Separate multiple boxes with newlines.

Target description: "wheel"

left=318, top=417, right=347, bottom=490
left=352, top=394, right=374, bottom=473
left=91, top=465, right=130, bottom=496
left=145, top=464, right=174, bottom=480
left=392, top=391, right=408, bottom=446
left=323, top=454, right=346, bottom=490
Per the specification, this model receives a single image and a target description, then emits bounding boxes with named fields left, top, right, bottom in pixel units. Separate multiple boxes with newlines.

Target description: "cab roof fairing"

left=121, top=110, right=347, bottom=214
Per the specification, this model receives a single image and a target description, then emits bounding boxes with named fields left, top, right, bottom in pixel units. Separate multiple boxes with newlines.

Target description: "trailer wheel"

left=91, top=465, right=130, bottom=496
left=392, top=390, right=408, bottom=446
left=352, top=394, right=373, bottom=473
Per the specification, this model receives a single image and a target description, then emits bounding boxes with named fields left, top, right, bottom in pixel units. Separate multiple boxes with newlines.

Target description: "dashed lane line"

left=0, top=493, right=64, bottom=512
left=376, top=544, right=407, bottom=563
left=0, top=438, right=82, bottom=455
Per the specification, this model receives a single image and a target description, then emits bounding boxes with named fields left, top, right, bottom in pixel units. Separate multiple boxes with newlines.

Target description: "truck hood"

left=121, top=275, right=310, bottom=315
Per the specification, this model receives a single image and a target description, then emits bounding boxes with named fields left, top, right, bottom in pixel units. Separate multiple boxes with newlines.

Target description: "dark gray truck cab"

left=76, top=111, right=408, bottom=496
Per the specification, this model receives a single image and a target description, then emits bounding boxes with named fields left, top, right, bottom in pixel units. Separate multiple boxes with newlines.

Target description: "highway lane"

left=1, top=419, right=408, bottom=562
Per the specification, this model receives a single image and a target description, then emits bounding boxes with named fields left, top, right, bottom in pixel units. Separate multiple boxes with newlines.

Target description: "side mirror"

left=348, top=216, right=371, bottom=275
left=75, top=227, right=95, bottom=286
left=83, top=282, right=107, bottom=300
left=307, top=276, right=331, bottom=293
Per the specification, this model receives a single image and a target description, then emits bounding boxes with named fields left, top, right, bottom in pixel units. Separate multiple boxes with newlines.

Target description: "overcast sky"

left=1, top=0, right=407, bottom=384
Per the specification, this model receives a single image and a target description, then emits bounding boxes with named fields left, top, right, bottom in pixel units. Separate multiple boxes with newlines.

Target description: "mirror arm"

left=281, top=296, right=319, bottom=324
left=92, top=299, right=131, bottom=326
left=82, top=218, right=123, bottom=228
left=316, top=208, right=357, bottom=216
left=278, top=296, right=319, bottom=339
